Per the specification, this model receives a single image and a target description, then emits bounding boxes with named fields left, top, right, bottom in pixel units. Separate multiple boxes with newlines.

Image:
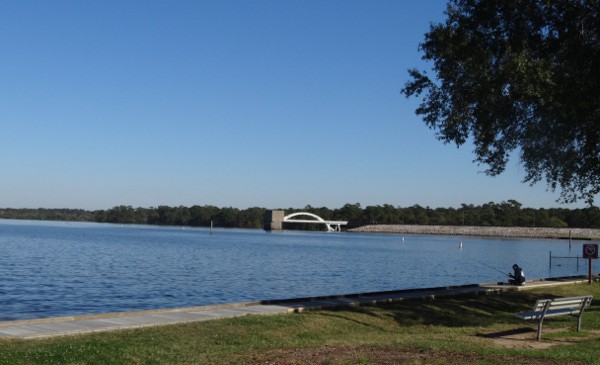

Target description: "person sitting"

left=508, top=264, right=526, bottom=285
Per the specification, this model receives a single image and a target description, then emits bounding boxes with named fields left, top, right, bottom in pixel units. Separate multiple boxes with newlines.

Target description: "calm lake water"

left=0, top=219, right=590, bottom=321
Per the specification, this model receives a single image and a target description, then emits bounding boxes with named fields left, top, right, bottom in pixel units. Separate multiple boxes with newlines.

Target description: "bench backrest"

left=532, top=295, right=593, bottom=312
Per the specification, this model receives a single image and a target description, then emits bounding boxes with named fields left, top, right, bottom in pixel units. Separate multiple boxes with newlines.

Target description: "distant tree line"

left=0, top=200, right=598, bottom=229
left=92, top=205, right=265, bottom=229
left=0, top=208, right=96, bottom=222
left=326, top=200, right=600, bottom=229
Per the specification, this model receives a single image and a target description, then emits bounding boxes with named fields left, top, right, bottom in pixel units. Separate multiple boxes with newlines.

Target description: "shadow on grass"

left=478, top=327, right=533, bottom=338
left=318, top=290, right=552, bottom=328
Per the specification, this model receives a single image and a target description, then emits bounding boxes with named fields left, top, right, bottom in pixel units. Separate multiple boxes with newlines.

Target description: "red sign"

left=583, top=243, right=598, bottom=259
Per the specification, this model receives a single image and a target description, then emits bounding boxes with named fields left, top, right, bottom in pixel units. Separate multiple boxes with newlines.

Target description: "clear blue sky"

left=0, top=1, right=592, bottom=210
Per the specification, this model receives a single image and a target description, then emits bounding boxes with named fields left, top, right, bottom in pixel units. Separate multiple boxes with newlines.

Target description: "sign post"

left=582, top=243, right=598, bottom=284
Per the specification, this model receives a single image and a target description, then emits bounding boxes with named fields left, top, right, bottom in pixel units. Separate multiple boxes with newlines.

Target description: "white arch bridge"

left=283, top=212, right=348, bottom=232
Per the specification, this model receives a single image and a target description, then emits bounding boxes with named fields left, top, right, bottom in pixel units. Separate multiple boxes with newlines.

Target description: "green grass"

left=1, top=282, right=599, bottom=364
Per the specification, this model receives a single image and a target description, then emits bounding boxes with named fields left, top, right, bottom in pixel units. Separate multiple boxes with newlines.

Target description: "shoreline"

left=349, top=224, right=600, bottom=240
left=1, top=275, right=595, bottom=339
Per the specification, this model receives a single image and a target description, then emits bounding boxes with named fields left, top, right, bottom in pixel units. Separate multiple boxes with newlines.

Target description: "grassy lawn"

left=1, top=282, right=599, bottom=364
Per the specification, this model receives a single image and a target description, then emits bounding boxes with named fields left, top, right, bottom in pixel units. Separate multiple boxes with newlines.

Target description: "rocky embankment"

left=349, top=225, right=600, bottom=240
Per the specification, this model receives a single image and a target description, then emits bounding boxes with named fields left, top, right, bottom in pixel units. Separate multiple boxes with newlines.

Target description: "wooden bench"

left=514, top=295, right=593, bottom=340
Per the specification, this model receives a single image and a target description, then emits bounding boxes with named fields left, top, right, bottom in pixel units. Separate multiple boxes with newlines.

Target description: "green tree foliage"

left=337, top=203, right=363, bottom=223
left=401, top=0, right=600, bottom=204
left=106, top=205, right=136, bottom=224
left=0, top=208, right=95, bottom=221
left=92, top=205, right=266, bottom=229
left=188, top=205, right=219, bottom=226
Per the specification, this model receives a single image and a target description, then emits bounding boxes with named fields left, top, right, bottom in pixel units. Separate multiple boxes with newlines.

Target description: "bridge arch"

left=283, top=212, right=327, bottom=223
left=282, top=212, right=347, bottom=232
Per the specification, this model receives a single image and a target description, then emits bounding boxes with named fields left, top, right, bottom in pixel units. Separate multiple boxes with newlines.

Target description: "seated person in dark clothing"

left=508, top=264, right=526, bottom=285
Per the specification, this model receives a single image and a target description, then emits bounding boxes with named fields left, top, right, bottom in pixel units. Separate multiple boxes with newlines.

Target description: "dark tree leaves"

left=402, top=0, right=600, bottom=205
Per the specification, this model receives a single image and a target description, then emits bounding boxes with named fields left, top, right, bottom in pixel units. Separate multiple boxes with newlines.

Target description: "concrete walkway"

left=0, top=276, right=592, bottom=339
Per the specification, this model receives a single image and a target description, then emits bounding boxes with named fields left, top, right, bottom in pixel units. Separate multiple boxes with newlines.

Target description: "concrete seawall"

left=349, top=225, right=600, bottom=240
left=1, top=276, right=595, bottom=339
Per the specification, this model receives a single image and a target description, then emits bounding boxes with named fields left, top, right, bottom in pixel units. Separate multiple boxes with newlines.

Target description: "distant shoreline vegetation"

left=0, top=200, right=598, bottom=230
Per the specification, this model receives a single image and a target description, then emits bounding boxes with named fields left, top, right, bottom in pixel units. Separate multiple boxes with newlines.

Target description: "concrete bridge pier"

left=264, top=210, right=285, bottom=231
